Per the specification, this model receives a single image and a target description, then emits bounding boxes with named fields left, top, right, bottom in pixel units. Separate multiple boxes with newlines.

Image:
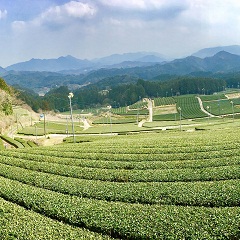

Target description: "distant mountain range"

left=192, top=45, right=240, bottom=58
left=92, top=52, right=165, bottom=65
left=5, top=55, right=94, bottom=72
left=165, top=51, right=240, bottom=74
left=2, top=46, right=240, bottom=93
left=78, top=51, right=240, bottom=82
left=0, top=66, right=6, bottom=74
left=4, top=52, right=166, bottom=73
left=1, top=46, right=240, bottom=73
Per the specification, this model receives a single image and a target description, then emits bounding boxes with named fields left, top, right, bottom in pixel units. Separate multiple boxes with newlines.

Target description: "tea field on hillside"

left=0, top=128, right=240, bottom=239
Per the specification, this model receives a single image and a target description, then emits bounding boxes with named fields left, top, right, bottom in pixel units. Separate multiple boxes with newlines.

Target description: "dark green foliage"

left=72, top=77, right=225, bottom=110
left=14, top=86, right=41, bottom=112
left=43, top=86, right=70, bottom=112
left=147, top=77, right=226, bottom=96
left=12, top=75, right=228, bottom=113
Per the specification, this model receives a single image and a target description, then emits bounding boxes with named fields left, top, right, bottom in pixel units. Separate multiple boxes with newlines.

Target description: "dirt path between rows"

left=196, top=97, right=217, bottom=117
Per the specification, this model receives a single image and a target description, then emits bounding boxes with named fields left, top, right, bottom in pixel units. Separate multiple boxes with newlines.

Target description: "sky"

left=0, top=0, right=240, bottom=67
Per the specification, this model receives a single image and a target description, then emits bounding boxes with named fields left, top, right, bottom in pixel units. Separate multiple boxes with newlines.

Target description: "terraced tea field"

left=0, top=129, right=240, bottom=239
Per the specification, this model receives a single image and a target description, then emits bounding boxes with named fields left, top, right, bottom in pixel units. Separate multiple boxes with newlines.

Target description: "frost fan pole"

left=68, top=92, right=76, bottom=143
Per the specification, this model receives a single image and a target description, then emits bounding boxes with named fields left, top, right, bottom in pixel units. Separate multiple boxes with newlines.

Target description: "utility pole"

left=44, top=113, right=46, bottom=137
left=178, top=107, right=182, bottom=131
left=230, top=101, right=234, bottom=122
left=68, top=92, right=76, bottom=143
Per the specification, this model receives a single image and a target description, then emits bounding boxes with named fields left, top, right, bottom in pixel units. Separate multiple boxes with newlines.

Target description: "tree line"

left=14, top=76, right=227, bottom=113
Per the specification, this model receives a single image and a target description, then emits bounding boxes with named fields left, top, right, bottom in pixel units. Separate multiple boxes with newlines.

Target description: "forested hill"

left=15, top=76, right=226, bottom=113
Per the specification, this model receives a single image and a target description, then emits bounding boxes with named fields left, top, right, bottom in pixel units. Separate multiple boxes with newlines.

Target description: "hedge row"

left=20, top=140, right=240, bottom=154
left=13, top=147, right=240, bottom=162
left=0, top=197, right=111, bottom=240
left=0, top=177, right=239, bottom=239
left=0, top=135, right=24, bottom=148
left=2, top=150, right=240, bottom=170
left=0, top=163, right=239, bottom=207
left=14, top=137, right=30, bottom=148
left=0, top=156, right=239, bottom=183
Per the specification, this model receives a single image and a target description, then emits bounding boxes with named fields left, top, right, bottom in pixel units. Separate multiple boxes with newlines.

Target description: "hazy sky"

left=0, top=0, right=240, bottom=67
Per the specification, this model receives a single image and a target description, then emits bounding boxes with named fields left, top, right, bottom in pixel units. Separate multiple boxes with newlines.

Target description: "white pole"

left=68, top=92, right=76, bottom=143
left=231, top=101, right=234, bottom=122
left=178, top=107, right=182, bottom=131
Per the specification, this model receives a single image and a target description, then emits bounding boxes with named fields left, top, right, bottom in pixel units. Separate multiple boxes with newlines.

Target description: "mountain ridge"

left=2, top=45, right=240, bottom=73
left=192, top=45, right=240, bottom=58
left=0, top=66, right=6, bottom=74
left=4, top=52, right=166, bottom=72
left=5, top=56, right=94, bottom=72
left=3, top=49, right=240, bottom=93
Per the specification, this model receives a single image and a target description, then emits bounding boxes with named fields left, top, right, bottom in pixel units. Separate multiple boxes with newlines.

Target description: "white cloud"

left=0, top=9, right=7, bottom=19
left=12, top=1, right=97, bottom=29
left=100, top=0, right=147, bottom=10
left=98, top=0, right=188, bottom=22
left=99, top=0, right=188, bottom=12
left=2, top=0, right=240, bottom=67
left=38, top=1, right=96, bottom=25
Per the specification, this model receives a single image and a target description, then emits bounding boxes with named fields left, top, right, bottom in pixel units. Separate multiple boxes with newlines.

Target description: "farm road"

left=196, top=97, right=217, bottom=117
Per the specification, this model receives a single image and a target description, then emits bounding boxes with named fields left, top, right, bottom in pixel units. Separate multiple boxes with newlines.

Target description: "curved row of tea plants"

left=154, top=97, right=175, bottom=106
left=0, top=162, right=239, bottom=207
left=128, top=101, right=148, bottom=109
left=176, top=96, right=208, bottom=119
left=11, top=145, right=240, bottom=162
left=0, top=176, right=239, bottom=239
left=0, top=197, right=111, bottom=240
left=0, top=135, right=24, bottom=148
left=2, top=150, right=240, bottom=170
left=0, top=155, right=239, bottom=183
left=0, top=129, right=239, bottom=239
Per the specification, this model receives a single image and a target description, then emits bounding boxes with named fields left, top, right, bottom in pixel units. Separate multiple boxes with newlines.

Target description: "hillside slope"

left=0, top=77, right=37, bottom=135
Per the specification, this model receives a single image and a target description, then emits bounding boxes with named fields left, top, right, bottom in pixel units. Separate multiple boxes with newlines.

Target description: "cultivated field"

left=14, top=93, right=240, bottom=136
left=0, top=128, right=239, bottom=239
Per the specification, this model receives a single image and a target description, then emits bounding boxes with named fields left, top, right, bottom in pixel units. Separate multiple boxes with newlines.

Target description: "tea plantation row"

left=0, top=130, right=239, bottom=239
